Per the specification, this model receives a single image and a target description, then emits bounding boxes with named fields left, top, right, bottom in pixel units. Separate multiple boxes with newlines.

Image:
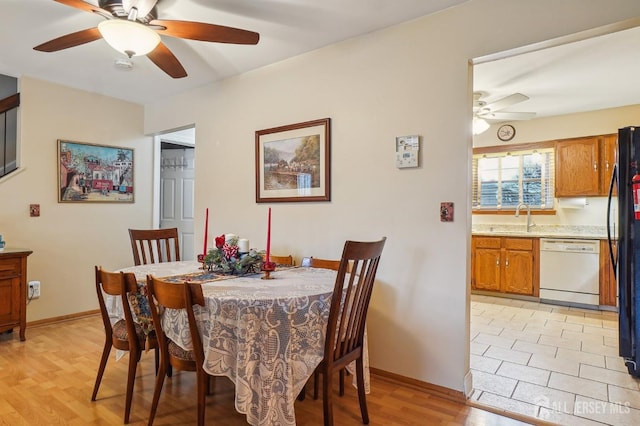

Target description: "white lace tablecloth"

left=112, top=261, right=369, bottom=426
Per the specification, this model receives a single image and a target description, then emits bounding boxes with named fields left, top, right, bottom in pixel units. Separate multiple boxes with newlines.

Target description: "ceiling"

left=474, top=24, right=640, bottom=122
left=2, top=1, right=638, bottom=120
left=0, top=0, right=467, bottom=105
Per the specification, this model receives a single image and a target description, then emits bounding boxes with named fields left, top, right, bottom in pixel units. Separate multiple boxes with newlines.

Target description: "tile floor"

left=470, top=294, right=640, bottom=426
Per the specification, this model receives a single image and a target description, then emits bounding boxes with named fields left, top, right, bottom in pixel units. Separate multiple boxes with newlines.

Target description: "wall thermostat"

left=396, top=135, right=419, bottom=168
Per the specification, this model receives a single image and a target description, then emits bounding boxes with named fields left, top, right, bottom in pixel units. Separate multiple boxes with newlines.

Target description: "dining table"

left=107, top=260, right=370, bottom=426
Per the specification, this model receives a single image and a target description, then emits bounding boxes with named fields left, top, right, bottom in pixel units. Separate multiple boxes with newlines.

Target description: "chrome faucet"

left=515, top=202, right=535, bottom=232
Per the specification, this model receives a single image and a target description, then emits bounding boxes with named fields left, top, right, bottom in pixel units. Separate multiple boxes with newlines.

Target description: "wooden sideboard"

left=0, top=249, right=32, bottom=341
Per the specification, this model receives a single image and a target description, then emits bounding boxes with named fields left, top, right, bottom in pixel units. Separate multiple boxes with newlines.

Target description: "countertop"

left=472, top=224, right=611, bottom=240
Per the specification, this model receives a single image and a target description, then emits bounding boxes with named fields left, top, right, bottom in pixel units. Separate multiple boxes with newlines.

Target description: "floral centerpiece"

left=204, top=234, right=263, bottom=275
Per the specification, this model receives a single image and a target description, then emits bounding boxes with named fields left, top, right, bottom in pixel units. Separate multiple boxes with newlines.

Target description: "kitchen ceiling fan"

left=473, top=91, right=536, bottom=122
left=33, top=0, right=260, bottom=79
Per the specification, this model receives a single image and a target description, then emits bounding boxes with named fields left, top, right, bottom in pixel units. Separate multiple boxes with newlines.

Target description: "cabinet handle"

left=496, top=257, right=500, bottom=266
left=594, top=162, right=597, bottom=171
left=606, top=161, right=610, bottom=171
left=505, top=258, right=509, bottom=267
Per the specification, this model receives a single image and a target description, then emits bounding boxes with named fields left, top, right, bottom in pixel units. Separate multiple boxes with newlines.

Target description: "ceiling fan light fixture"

left=98, top=19, right=160, bottom=58
left=473, top=117, right=490, bottom=135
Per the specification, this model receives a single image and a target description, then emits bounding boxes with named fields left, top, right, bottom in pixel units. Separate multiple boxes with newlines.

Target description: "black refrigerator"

left=609, top=126, right=640, bottom=377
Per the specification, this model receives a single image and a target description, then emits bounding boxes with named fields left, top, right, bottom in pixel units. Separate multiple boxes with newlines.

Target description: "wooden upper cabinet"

left=600, top=134, right=617, bottom=196
left=555, top=137, right=600, bottom=197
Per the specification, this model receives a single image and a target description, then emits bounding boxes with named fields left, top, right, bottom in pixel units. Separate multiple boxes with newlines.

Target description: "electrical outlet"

left=29, top=281, right=40, bottom=299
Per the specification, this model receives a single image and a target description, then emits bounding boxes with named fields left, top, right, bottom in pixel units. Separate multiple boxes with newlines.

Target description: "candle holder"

left=197, top=254, right=207, bottom=270
left=261, top=261, right=276, bottom=280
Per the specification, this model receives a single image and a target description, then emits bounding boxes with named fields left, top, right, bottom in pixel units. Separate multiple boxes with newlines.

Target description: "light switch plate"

left=440, top=202, right=454, bottom=222
left=30, top=204, right=40, bottom=217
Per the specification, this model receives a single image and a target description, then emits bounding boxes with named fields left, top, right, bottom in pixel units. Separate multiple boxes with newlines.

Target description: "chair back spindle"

left=129, top=228, right=180, bottom=265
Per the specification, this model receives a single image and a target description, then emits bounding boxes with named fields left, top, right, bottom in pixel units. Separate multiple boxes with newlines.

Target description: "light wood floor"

left=0, top=316, right=535, bottom=425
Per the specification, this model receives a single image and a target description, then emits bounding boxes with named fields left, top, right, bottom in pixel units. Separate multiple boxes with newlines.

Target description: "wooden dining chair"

left=128, top=228, right=180, bottom=266
left=146, top=276, right=213, bottom=426
left=298, top=256, right=344, bottom=401
left=302, top=256, right=354, bottom=274
left=301, top=257, right=341, bottom=270
left=92, top=266, right=159, bottom=424
left=314, top=237, right=386, bottom=426
left=269, top=254, right=294, bottom=266
left=301, top=256, right=351, bottom=398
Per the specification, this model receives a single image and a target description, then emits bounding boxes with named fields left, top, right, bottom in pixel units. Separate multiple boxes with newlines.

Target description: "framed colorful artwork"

left=58, top=140, right=134, bottom=203
left=255, top=118, right=331, bottom=203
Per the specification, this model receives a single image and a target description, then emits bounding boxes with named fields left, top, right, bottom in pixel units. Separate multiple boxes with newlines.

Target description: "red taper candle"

left=266, top=207, right=271, bottom=263
left=203, top=208, right=209, bottom=255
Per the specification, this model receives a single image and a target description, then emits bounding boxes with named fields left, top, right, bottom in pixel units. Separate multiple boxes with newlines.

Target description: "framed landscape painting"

left=58, top=140, right=134, bottom=203
left=255, top=118, right=331, bottom=203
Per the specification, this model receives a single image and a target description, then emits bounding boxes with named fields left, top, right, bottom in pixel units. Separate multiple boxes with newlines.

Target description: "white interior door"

left=160, top=147, right=195, bottom=260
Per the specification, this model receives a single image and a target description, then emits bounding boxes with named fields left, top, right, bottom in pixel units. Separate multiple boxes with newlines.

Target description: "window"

left=472, top=148, right=554, bottom=210
left=0, top=74, right=19, bottom=179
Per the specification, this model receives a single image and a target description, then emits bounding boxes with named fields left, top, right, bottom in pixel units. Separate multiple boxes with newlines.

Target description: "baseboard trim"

left=27, top=310, right=99, bottom=327
left=371, top=368, right=557, bottom=426
left=370, top=367, right=466, bottom=403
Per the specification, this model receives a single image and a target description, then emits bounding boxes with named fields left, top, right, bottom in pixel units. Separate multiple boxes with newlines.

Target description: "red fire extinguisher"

left=633, top=174, right=640, bottom=220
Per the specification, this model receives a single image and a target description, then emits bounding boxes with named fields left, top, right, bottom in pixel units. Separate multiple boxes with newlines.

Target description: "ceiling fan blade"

left=34, top=27, right=102, bottom=52
left=150, top=19, right=260, bottom=45
left=481, top=111, right=537, bottom=121
left=485, top=93, right=529, bottom=112
left=54, top=0, right=112, bottom=16
left=147, top=42, right=187, bottom=78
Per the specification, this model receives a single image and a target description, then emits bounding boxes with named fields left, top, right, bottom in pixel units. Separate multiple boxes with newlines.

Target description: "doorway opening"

left=469, top=21, right=640, bottom=425
left=156, top=127, right=195, bottom=260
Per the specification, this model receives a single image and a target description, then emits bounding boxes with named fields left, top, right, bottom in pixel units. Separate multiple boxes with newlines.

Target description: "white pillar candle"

left=238, top=238, right=250, bottom=253
left=225, top=233, right=237, bottom=243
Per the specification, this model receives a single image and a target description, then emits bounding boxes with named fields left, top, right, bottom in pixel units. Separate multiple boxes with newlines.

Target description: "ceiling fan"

left=473, top=91, right=536, bottom=122
left=33, top=0, right=260, bottom=79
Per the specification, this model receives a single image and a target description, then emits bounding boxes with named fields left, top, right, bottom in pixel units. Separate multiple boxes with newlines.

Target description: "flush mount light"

left=472, top=117, right=490, bottom=135
left=98, top=19, right=160, bottom=58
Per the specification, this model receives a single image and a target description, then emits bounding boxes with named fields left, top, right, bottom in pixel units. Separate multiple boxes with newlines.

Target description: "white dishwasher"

left=539, top=238, right=600, bottom=307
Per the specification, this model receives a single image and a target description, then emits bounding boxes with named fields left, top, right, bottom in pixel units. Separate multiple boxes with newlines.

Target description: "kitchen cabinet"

left=473, top=237, right=501, bottom=291
left=555, top=136, right=600, bottom=197
left=0, top=249, right=32, bottom=341
left=600, top=134, right=617, bottom=196
left=472, top=236, right=539, bottom=296
left=599, top=239, right=617, bottom=307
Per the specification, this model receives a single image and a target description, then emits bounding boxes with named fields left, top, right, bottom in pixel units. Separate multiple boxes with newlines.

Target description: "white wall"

left=143, top=0, right=640, bottom=393
left=474, top=104, right=640, bottom=148
left=0, top=77, right=154, bottom=321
